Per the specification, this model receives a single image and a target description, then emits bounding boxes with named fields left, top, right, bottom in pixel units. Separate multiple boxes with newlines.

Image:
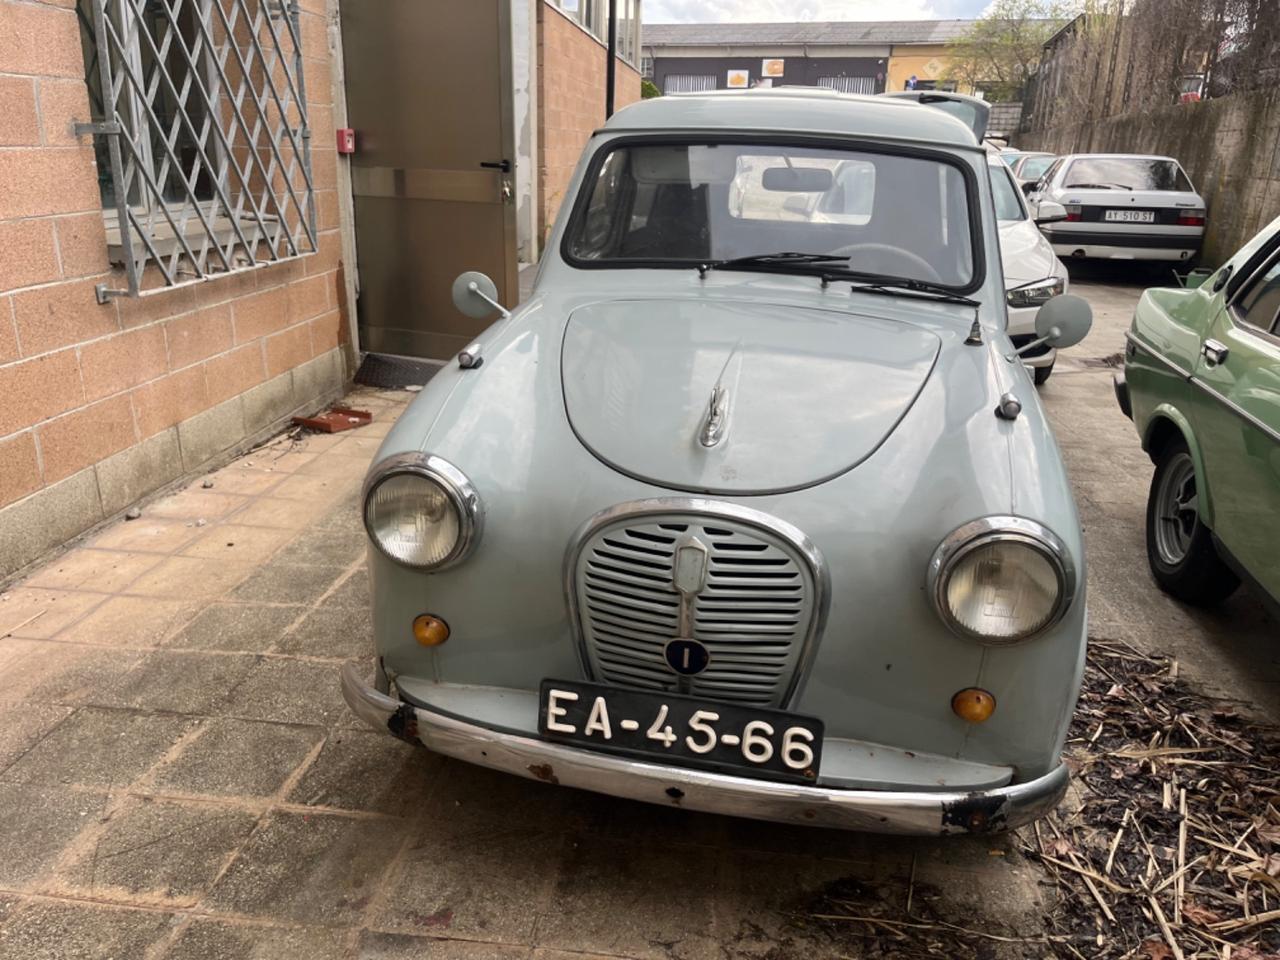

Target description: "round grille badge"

left=664, top=638, right=710, bottom=676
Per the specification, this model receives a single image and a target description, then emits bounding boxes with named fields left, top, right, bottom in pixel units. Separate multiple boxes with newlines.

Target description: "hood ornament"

left=699, top=385, right=729, bottom=447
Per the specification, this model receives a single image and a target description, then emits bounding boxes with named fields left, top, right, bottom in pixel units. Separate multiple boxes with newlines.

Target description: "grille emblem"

left=673, top=539, right=708, bottom=596
left=664, top=638, right=710, bottom=676
left=669, top=537, right=711, bottom=679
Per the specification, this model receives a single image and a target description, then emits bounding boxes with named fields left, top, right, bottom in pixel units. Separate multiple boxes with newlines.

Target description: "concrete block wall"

left=1017, top=87, right=1280, bottom=266
left=0, top=0, right=351, bottom=579
left=536, top=0, right=642, bottom=249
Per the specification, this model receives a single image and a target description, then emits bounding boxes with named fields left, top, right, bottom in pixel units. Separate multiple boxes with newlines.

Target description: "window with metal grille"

left=818, top=76, right=876, bottom=95
left=663, top=74, right=716, bottom=94
left=75, top=0, right=316, bottom=300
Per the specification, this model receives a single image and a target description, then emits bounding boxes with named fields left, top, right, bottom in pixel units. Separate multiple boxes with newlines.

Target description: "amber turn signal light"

left=951, top=687, right=996, bottom=723
left=412, top=614, right=450, bottom=647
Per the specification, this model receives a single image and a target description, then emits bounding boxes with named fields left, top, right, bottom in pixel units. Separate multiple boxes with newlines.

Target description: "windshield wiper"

left=697, top=252, right=849, bottom=277
left=834, top=273, right=979, bottom=307
left=1065, top=181, right=1133, bottom=191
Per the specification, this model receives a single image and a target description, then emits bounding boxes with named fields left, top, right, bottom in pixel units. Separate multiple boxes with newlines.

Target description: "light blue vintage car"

left=342, top=88, right=1094, bottom=835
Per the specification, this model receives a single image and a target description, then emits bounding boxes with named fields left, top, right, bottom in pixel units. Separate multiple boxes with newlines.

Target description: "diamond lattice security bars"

left=79, top=0, right=316, bottom=300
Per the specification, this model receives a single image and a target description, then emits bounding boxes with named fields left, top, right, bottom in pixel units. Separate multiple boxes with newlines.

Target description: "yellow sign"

left=727, top=69, right=750, bottom=89
left=761, top=59, right=785, bottom=77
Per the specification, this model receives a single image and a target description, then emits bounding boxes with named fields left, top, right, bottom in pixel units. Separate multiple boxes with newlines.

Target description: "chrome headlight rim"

left=362, top=452, right=483, bottom=571
left=1006, top=275, right=1066, bottom=309
left=927, top=516, right=1076, bottom=645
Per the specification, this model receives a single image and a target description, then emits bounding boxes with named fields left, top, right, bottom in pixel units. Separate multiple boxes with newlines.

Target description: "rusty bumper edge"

left=339, top=662, right=1069, bottom=835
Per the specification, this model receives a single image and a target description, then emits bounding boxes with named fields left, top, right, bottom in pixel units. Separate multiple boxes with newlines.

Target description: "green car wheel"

left=1145, top=438, right=1239, bottom=606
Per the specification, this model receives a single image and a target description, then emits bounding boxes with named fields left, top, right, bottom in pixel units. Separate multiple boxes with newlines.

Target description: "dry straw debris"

left=1026, top=637, right=1280, bottom=959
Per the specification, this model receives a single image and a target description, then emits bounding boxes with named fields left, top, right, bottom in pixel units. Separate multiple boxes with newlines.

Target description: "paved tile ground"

left=0, top=265, right=1274, bottom=959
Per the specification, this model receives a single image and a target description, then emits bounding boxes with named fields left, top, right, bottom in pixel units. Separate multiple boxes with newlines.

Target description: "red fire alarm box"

left=336, top=128, right=355, bottom=154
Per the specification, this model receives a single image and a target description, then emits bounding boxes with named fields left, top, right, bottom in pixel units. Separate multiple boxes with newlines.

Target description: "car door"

left=1188, top=251, right=1280, bottom=600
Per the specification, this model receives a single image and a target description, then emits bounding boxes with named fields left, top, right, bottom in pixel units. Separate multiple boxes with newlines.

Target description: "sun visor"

left=630, top=145, right=738, bottom=185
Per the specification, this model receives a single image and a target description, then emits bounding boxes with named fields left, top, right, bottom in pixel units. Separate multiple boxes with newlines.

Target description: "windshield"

left=1018, top=156, right=1055, bottom=180
left=565, top=141, right=978, bottom=289
left=990, top=165, right=1026, bottom=221
left=1063, top=157, right=1194, bottom=191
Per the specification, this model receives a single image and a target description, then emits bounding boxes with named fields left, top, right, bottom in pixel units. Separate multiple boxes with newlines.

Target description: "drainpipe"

left=606, top=0, right=618, bottom=117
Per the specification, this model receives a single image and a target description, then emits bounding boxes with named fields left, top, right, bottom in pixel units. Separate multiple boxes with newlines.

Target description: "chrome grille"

left=572, top=510, right=819, bottom=708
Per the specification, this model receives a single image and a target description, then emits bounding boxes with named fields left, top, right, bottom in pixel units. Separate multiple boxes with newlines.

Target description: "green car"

left=1116, top=215, right=1280, bottom=610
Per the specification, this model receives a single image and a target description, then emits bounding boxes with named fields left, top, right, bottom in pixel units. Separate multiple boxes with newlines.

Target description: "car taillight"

left=1178, top=210, right=1206, bottom=226
left=1064, top=203, right=1082, bottom=222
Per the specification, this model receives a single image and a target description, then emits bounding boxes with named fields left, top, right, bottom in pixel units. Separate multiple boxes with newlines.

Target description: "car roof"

left=601, top=88, right=982, bottom=150
left=1058, top=153, right=1179, bottom=163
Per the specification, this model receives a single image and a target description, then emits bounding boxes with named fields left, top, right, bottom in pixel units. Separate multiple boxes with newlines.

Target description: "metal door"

left=341, top=0, right=517, bottom=359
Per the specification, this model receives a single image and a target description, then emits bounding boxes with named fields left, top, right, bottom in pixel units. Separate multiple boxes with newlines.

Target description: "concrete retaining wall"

left=1017, top=88, right=1280, bottom=265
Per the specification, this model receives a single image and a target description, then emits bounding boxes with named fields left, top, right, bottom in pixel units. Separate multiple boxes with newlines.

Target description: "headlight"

left=363, top=454, right=482, bottom=570
left=927, top=517, right=1075, bottom=644
left=1006, top=276, right=1065, bottom=309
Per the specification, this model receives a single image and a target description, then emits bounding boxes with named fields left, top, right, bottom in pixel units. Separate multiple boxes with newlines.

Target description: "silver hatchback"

left=1027, top=153, right=1206, bottom=263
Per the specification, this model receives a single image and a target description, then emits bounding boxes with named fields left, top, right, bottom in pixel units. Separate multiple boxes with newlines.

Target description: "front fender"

left=1142, top=404, right=1214, bottom=526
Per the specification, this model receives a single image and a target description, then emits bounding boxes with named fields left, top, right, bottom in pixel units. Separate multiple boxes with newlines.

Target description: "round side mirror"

left=452, top=271, right=503, bottom=320
left=1035, top=294, right=1093, bottom=349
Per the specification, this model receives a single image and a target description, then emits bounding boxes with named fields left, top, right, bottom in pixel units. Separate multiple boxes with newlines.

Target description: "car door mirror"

left=452, top=271, right=509, bottom=320
left=1036, top=294, right=1093, bottom=348
left=1036, top=201, right=1068, bottom=225
left=1008, top=294, right=1093, bottom=359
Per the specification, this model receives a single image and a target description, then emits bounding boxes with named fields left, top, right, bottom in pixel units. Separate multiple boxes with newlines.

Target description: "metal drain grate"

left=353, top=353, right=443, bottom=389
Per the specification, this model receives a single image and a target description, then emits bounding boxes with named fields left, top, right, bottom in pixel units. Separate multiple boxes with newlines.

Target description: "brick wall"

left=0, top=0, right=350, bottom=579
left=536, top=1, right=642, bottom=249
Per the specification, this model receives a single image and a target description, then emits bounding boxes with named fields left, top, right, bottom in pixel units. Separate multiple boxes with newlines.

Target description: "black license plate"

left=537, top=679, right=823, bottom=784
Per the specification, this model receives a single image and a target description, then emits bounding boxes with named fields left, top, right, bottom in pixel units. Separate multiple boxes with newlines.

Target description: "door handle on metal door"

left=480, top=159, right=511, bottom=173
left=1202, top=339, right=1229, bottom=366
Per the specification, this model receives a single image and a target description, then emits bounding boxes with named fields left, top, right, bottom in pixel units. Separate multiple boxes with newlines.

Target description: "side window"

left=1234, top=257, right=1280, bottom=335
left=575, top=151, right=630, bottom=256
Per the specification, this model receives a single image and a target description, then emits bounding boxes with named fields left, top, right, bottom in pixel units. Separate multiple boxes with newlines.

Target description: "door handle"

left=1202, top=339, right=1229, bottom=366
left=480, top=159, right=511, bottom=173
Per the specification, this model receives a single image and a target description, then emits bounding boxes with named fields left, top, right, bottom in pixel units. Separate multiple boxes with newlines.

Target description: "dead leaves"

left=1025, top=637, right=1280, bottom=959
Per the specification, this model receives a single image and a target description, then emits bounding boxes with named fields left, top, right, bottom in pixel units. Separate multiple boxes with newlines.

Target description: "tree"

left=641, top=78, right=661, bottom=99
left=943, top=0, right=1079, bottom=101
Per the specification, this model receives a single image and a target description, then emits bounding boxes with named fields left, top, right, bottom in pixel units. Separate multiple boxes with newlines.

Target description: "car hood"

left=998, top=219, right=1063, bottom=285
left=560, top=298, right=941, bottom=495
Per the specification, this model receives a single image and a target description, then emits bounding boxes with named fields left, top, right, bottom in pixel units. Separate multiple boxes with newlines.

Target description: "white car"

left=1008, top=152, right=1056, bottom=188
left=990, top=156, right=1070, bottom=385
left=1026, top=153, right=1206, bottom=263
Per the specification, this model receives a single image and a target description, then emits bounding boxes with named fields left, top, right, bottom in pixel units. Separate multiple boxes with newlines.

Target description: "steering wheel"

left=828, top=243, right=945, bottom=284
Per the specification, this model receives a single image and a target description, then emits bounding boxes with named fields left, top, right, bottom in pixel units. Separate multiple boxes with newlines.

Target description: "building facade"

left=642, top=20, right=977, bottom=97
left=539, top=0, right=643, bottom=245
left=0, top=0, right=351, bottom=579
left=0, top=0, right=638, bottom=579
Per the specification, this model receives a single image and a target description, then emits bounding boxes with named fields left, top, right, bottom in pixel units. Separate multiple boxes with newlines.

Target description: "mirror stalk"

left=469, top=281, right=510, bottom=320
left=1007, top=329, right=1057, bottom=361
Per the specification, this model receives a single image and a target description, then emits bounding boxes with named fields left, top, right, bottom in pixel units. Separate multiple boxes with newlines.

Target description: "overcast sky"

left=644, top=0, right=992, bottom=22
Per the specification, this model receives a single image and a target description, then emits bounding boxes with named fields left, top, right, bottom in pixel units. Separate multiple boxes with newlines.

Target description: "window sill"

left=103, top=206, right=286, bottom=266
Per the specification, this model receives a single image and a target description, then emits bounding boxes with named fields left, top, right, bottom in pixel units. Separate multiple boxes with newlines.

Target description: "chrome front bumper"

left=340, top=662, right=1069, bottom=835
